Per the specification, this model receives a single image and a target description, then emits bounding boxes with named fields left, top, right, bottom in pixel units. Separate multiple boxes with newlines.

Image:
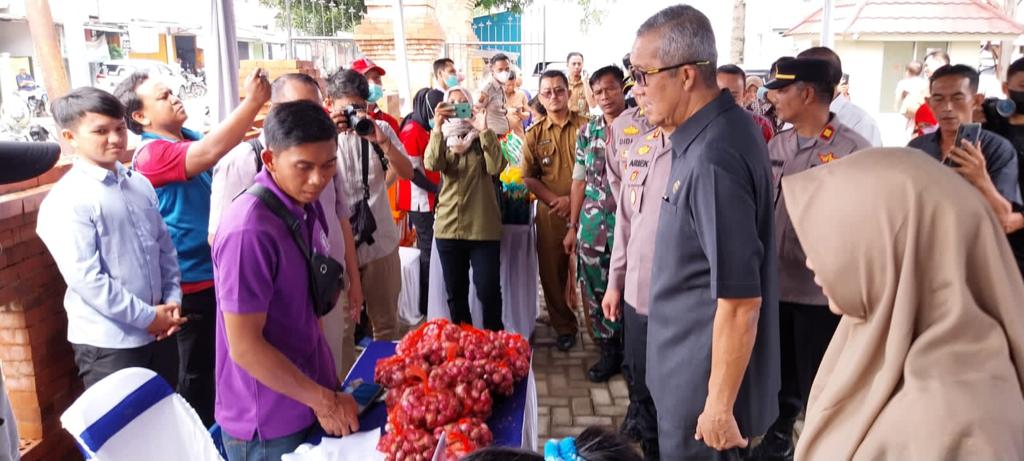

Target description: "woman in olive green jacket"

left=424, top=87, right=507, bottom=330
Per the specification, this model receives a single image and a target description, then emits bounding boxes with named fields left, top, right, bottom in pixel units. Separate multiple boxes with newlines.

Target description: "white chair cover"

left=398, top=246, right=422, bottom=325
left=60, top=367, right=222, bottom=461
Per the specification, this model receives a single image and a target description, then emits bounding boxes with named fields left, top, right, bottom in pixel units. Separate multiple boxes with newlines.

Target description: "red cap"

left=350, top=57, right=386, bottom=76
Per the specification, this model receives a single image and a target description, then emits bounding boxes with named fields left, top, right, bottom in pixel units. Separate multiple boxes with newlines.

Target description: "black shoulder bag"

left=349, top=139, right=388, bottom=247
left=246, top=184, right=343, bottom=317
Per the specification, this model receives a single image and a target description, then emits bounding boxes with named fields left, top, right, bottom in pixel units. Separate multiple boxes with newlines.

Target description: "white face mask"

left=494, top=71, right=510, bottom=83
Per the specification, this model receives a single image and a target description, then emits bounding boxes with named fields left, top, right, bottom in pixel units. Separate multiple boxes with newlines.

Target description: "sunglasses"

left=539, top=87, right=568, bottom=99
left=630, top=60, right=710, bottom=87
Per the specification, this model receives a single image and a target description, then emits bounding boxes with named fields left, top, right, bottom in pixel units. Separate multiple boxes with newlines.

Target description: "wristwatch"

left=566, top=222, right=577, bottom=230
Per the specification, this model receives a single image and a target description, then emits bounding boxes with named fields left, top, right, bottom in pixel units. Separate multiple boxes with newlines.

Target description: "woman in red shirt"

left=399, top=88, right=444, bottom=315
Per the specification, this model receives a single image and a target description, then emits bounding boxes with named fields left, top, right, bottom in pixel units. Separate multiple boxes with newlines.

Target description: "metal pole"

left=820, top=0, right=834, bottom=49
left=391, top=0, right=412, bottom=114
left=286, top=0, right=293, bottom=58
left=329, top=1, right=335, bottom=36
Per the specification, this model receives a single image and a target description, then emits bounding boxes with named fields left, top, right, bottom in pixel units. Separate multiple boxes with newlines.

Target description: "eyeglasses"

left=539, top=87, right=568, bottom=99
left=630, top=60, right=711, bottom=87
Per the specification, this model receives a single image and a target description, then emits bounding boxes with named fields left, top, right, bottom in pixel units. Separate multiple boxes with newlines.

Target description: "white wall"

left=835, top=40, right=884, bottom=112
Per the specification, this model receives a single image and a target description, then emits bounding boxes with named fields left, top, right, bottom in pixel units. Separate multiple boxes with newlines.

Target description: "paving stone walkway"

left=530, top=308, right=629, bottom=448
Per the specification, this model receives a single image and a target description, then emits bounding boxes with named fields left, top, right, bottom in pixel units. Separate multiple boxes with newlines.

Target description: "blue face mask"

left=444, top=74, right=459, bottom=89
left=367, top=84, right=384, bottom=103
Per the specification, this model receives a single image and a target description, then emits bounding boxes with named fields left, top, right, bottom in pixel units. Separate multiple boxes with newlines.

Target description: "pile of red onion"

left=375, top=319, right=531, bottom=460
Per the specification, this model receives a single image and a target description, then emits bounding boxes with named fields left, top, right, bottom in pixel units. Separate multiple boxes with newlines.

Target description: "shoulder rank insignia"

left=818, top=152, right=836, bottom=164
left=645, top=128, right=662, bottom=141
left=623, top=125, right=640, bottom=136
left=820, top=125, right=835, bottom=141
left=637, top=145, right=651, bottom=156
left=630, top=170, right=639, bottom=182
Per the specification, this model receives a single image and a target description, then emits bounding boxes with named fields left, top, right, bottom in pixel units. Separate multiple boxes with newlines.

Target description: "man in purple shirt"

left=213, top=100, right=359, bottom=460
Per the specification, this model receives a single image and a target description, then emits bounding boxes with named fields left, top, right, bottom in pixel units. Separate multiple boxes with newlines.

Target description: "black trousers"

left=435, top=239, right=503, bottom=331
left=177, top=286, right=217, bottom=426
left=72, top=337, right=178, bottom=390
left=409, top=211, right=435, bottom=316
left=623, top=303, right=659, bottom=450
left=775, top=301, right=841, bottom=426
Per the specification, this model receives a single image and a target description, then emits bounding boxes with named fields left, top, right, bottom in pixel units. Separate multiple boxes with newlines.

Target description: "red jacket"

left=370, top=107, right=401, bottom=135
left=397, top=121, right=440, bottom=211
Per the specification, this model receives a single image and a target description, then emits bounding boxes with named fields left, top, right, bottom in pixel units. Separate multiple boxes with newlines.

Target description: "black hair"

left=263, top=100, right=338, bottom=153
left=567, top=52, right=584, bottom=62
left=490, top=53, right=510, bottom=66
left=433, top=58, right=455, bottom=76
left=930, top=64, right=980, bottom=93
left=573, top=426, right=644, bottom=461
left=112, top=71, right=151, bottom=135
left=528, top=96, right=547, bottom=117
left=797, top=46, right=843, bottom=85
left=539, top=69, right=569, bottom=90
left=716, top=64, right=746, bottom=82
left=326, top=68, right=369, bottom=100
left=51, top=87, right=125, bottom=130
left=1007, top=57, right=1024, bottom=82
left=271, top=73, right=321, bottom=102
left=508, top=69, right=517, bottom=82
left=797, top=80, right=836, bottom=105
left=589, top=65, right=624, bottom=89
left=460, top=447, right=542, bottom=461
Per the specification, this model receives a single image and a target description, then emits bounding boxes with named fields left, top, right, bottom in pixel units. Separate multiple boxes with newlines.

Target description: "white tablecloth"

left=398, top=247, right=421, bottom=325
left=426, top=224, right=540, bottom=338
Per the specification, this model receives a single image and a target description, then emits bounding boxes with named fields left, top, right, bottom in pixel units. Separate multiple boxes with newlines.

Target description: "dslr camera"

left=340, top=105, right=376, bottom=137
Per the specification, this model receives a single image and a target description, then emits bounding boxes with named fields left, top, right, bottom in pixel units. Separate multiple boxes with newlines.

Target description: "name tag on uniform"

left=538, top=139, right=553, bottom=146
left=628, top=159, right=649, bottom=168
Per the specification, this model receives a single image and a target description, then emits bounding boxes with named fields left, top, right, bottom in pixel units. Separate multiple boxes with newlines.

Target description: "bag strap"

left=246, top=183, right=312, bottom=261
left=360, top=139, right=371, bottom=201
left=248, top=137, right=265, bottom=173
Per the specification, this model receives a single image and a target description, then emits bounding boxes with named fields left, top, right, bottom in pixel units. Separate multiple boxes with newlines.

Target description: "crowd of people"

left=13, top=2, right=1024, bottom=461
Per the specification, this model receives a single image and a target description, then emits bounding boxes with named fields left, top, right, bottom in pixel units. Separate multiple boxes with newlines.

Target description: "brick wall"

left=0, top=160, right=83, bottom=461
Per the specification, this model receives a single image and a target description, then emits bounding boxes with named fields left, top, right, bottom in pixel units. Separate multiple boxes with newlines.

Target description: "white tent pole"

left=391, top=0, right=412, bottom=114
left=821, top=0, right=834, bottom=48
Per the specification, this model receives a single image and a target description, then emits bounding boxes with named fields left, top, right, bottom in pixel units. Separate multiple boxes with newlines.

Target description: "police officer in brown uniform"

left=753, top=57, right=872, bottom=461
left=522, top=69, right=591, bottom=351
left=603, top=97, right=672, bottom=459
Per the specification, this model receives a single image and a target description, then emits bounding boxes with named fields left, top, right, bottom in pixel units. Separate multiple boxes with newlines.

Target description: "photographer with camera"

left=326, top=69, right=413, bottom=341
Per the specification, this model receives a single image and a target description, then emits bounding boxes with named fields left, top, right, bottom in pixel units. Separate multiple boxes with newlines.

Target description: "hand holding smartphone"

left=944, top=123, right=982, bottom=167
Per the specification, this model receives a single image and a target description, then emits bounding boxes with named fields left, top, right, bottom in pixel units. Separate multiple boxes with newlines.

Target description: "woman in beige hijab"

left=782, top=148, right=1024, bottom=460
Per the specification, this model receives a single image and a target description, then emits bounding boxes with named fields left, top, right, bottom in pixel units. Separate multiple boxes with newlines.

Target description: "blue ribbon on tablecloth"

left=78, top=374, right=173, bottom=453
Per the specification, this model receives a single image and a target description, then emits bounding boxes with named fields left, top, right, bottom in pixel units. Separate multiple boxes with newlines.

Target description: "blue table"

left=341, top=340, right=531, bottom=448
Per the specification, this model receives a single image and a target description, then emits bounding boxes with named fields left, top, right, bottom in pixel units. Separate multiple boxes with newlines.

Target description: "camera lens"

left=354, top=117, right=375, bottom=137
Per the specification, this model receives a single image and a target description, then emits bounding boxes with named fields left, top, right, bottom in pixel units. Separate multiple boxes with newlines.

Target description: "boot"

left=587, top=335, right=623, bottom=382
left=751, top=418, right=795, bottom=461
left=619, top=401, right=642, bottom=441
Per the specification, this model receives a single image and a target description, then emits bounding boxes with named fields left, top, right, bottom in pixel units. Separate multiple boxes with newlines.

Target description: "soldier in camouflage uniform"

left=564, top=66, right=627, bottom=382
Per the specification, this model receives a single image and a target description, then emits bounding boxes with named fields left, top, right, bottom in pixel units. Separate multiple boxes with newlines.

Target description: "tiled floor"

left=530, top=309, right=629, bottom=448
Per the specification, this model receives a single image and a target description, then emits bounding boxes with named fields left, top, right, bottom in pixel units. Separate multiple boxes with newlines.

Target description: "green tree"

left=259, top=0, right=366, bottom=36
left=475, top=0, right=609, bottom=30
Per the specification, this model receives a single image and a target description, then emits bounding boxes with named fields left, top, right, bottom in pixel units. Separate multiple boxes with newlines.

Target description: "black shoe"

left=751, top=420, right=795, bottom=461
left=556, top=334, right=576, bottom=351
left=619, top=402, right=642, bottom=442
left=587, top=339, right=623, bottom=382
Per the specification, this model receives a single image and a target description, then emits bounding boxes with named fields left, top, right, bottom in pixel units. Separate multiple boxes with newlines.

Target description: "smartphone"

left=453, top=102, right=473, bottom=119
left=344, top=379, right=385, bottom=415
left=945, top=123, right=982, bottom=167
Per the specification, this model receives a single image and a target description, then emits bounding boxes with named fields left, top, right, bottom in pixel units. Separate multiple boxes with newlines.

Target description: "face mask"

left=444, top=74, right=459, bottom=88
left=429, top=119, right=436, bottom=129
left=1009, top=90, right=1024, bottom=115
left=367, top=84, right=383, bottom=103
left=494, top=71, right=510, bottom=83
left=756, top=86, right=769, bottom=102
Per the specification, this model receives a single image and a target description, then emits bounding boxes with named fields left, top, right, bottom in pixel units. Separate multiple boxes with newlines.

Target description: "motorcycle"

left=16, top=87, right=48, bottom=118
left=1, top=92, right=54, bottom=142
left=182, top=69, right=207, bottom=99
